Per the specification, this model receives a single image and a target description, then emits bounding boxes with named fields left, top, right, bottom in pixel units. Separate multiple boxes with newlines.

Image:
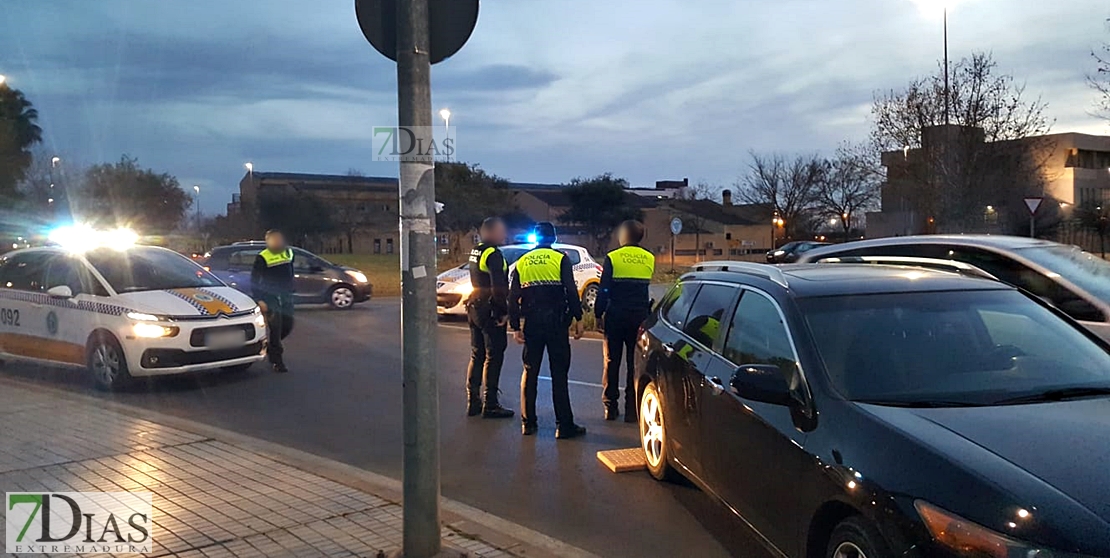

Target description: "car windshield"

left=85, top=247, right=224, bottom=293
left=801, top=289, right=1110, bottom=406
left=1014, top=245, right=1110, bottom=304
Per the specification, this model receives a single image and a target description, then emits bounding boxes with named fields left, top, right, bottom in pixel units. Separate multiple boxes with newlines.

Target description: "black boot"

left=555, top=424, right=586, bottom=440
left=522, top=422, right=538, bottom=436
left=466, top=399, right=482, bottom=417
left=482, top=403, right=514, bottom=419
left=271, top=360, right=288, bottom=373
left=604, top=405, right=619, bottom=421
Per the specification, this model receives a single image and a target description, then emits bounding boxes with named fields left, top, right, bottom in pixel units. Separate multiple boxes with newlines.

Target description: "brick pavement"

left=0, top=381, right=585, bottom=558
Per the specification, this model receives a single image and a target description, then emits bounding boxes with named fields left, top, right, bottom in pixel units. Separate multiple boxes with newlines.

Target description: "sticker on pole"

left=670, top=218, right=683, bottom=235
left=1023, top=197, right=1043, bottom=215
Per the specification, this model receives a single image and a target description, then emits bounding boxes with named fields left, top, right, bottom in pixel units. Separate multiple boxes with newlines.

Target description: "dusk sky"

left=3, top=0, right=1108, bottom=215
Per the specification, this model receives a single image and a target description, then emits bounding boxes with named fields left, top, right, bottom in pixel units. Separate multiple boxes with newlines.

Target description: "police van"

left=0, top=227, right=266, bottom=390
left=436, top=243, right=602, bottom=316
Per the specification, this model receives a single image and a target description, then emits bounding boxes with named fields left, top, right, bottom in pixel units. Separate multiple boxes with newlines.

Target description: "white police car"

left=436, top=242, right=602, bottom=316
left=0, top=227, right=266, bottom=390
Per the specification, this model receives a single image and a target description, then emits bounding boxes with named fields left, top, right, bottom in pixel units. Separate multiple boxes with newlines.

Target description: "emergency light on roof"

left=526, top=233, right=538, bottom=244
left=48, top=225, right=138, bottom=252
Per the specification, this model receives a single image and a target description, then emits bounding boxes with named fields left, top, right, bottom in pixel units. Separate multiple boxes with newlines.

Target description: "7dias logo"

left=373, top=126, right=456, bottom=162
left=6, top=492, right=153, bottom=555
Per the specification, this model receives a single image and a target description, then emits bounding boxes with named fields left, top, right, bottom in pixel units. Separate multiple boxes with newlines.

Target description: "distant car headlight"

left=452, top=282, right=474, bottom=296
left=133, top=322, right=178, bottom=338
left=345, top=270, right=369, bottom=284
left=773, top=250, right=786, bottom=256
left=916, top=501, right=1073, bottom=558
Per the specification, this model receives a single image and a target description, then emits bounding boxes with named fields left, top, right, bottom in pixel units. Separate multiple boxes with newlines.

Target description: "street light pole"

left=193, top=186, right=201, bottom=230
left=943, top=7, right=950, bottom=125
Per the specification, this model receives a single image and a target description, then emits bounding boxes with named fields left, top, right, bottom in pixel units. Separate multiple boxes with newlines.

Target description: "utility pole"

left=943, top=7, right=950, bottom=125
left=396, top=0, right=440, bottom=555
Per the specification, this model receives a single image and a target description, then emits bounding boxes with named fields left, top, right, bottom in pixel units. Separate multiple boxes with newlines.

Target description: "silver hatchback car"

left=799, top=235, right=1110, bottom=342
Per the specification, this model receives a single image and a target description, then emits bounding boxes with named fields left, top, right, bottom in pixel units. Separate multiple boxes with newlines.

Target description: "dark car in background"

left=202, top=242, right=371, bottom=309
left=798, top=235, right=1110, bottom=342
left=634, top=260, right=1110, bottom=558
left=766, top=240, right=830, bottom=263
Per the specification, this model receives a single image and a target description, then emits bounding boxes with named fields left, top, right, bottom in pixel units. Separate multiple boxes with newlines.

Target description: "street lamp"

left=0, top=74, right=6, bottom=87
left=51, top=156, right=60, bottom=167
left=244, top=162, right=253, bottom=178
left=193, top=185, right=201, bottom=231
left=912, top=0, right=956, bottom=124
left=438, top=108, right=451, bottom=132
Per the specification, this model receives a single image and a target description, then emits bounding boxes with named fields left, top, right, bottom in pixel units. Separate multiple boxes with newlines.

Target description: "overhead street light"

left=438, top=108, right=451, bottom=131
left=0, top=74, right=6, bottom=87
left=910, top=0, right=958, bottom=125
left=51, top=156, right=61, bottom=167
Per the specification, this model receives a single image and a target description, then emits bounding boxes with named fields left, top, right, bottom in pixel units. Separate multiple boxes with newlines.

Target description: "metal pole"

left=1030, top=215, right=1035, bottom=239
left=943, top=7, right=950, bottom=125
left=396, top=0, right=441, bottom=556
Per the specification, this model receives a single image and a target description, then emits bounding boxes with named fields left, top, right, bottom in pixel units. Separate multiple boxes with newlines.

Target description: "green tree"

left=0, top=84, right=43, bottom=202
left=434, top=162, right=516, bottom=258
left=559, top=173, right=643, bottom=254
left=78, top=156, right=191, bottom=233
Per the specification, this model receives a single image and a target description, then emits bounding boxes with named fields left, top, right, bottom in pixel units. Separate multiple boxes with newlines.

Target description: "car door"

left=292, top=249, right=330, bottom=303
left=223, top=248, right=260, bottom=294
left=669, top=282, right=740, bottom=479
left=651, top=281, right=703, bottom=471
left=0, top=252, right=54, bottom=361
left=698, top=288, right=813, bottom=554
left=42, top=256, right=99, bottom=366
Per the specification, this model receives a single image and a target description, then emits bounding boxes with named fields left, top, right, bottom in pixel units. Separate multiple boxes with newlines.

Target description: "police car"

left=436, top=243, right=602, bottom=316
left=0, top=227, right=266, bottom=390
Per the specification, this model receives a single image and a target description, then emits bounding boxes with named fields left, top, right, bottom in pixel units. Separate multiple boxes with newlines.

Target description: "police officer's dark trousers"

left=466, top=302, right=506, bottom=407
left=602, top=307, right=647, bottom=415
left=520, top=311, right=574, bottom=428
left=261, top=294, right=295, bottom=364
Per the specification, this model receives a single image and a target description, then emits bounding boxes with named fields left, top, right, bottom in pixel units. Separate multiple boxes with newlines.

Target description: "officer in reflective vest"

left=251, top=229, right=295, bottom=373
left=508, top=222, right=587, bottom=439
left=464, top=217, right=514, bottom=419
left=595, top=220, right=655, bottom=422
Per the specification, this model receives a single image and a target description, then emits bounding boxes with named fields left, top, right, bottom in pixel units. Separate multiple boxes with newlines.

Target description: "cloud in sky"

left=2, top=0, right=1108, bottom=214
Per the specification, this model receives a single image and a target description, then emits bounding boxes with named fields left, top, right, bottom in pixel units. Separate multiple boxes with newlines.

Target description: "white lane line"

left=539, top=376, right=604, bottom=388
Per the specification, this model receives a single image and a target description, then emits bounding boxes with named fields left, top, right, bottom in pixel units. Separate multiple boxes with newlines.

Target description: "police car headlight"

left=253, top=308, right=266, bottom=328
left=133, top=323, right=178, bottom=338
left=127, top=312, right=163, bottom=322
left=345, top=270, right=369, bottom=284
left=452, top=282, right=474, bottom=295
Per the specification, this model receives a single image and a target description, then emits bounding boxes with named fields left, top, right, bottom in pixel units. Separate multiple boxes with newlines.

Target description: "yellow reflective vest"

left=516, top=248, right=564, bottom=288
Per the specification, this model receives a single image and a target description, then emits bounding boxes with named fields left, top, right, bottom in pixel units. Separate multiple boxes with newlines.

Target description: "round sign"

left=670, top=217, right=683, bottom=235
left=356, top=0, right=480, bottom=65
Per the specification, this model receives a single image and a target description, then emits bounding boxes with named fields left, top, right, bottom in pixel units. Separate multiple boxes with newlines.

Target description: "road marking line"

left=539, top=376, right=603, bottom=388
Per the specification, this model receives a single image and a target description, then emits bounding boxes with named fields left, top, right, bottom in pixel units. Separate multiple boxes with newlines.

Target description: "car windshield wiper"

left=854, top=399, right=979, bottom=408
left=990, top=387, right=1110, bottom=406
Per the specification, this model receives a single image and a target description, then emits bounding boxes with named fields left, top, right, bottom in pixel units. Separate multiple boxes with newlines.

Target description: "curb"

left=0, top=375, right=601, bottom=558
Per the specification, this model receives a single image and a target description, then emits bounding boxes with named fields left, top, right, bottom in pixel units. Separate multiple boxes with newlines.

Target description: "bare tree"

left=816, top=143, right=882, bottom=242
left=1090, top=19, right=1110, bottom=123
left=872, top=52, right=1054, bottom=232
left=738, top=152, right=823, bottom=241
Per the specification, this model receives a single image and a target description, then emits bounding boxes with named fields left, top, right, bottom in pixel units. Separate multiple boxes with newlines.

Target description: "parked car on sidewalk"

left=766, top=240, right=830, bottom=263
left=798, top=235, right=1110, bottom=341
left=635, top=260, right=1110, bottom=558
left=435, top=242, right=602, bottom=316
left=0, top=242, right=266, bottom=390
left=202, top=242, right=372, bottom=309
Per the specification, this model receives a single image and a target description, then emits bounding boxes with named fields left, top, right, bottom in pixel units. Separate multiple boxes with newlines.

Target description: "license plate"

left=206, top=330, right=245, bottom=348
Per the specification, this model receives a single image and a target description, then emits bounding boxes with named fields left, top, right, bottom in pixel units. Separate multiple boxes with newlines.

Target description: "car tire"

left=87, top=332, right=132, bottom=391
left=826, top=516, right=893, bottom=558
left=328, top=285, right=356, bottom=310
left=582, top=283, right=599, bottom=312
left=640, top=381, right=678, bottom=481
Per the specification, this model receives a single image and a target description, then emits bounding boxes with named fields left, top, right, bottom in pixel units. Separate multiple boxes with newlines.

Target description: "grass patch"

left=324, top=254, right=463, bottom=297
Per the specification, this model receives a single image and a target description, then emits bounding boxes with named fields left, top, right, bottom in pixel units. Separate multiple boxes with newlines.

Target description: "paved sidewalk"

left=0, top=379, right=596, bottom=558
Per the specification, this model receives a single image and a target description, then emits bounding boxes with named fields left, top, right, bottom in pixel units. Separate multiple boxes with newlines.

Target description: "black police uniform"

left=509, top=240, right=585, bottom=437
left=251, top=248, right=295, bottom=371
left=465, top=242, right=513, bottom=417
left=595, top=244, right=655, bottom=421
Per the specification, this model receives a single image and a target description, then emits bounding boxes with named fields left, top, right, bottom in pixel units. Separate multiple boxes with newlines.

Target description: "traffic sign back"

left=355, top=0, right=479, bottom=65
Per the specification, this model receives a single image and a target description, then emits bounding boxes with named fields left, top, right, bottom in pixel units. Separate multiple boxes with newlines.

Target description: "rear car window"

left=661, top=282, right=699, bottom=330
left=681, top=284, right=738, bottom=349
left=558, top=249, right=582, bottom=266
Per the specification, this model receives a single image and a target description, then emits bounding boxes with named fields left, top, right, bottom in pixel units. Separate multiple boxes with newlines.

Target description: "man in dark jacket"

left=509, top=222, right=587, bottom=439
left=595, top=220, right=654, bottom=422
left=465, top=217, right=514, bottom=419
left=251, top=230, right=295, bottom=373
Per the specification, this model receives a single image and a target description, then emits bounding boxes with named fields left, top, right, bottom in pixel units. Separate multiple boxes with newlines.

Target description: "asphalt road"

left=0, top=299, right=771, bottom=558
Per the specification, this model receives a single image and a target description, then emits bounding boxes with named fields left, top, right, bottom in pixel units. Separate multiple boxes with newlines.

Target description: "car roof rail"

left=814, top=255, right=999, bottom=282
left=689, top=261, right=789, bottom=288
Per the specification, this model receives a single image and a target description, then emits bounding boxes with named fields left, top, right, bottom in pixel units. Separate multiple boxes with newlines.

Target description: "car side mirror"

left=47, top=285, right=73, bottom=299
left=730, top=364, right=793, bottom=406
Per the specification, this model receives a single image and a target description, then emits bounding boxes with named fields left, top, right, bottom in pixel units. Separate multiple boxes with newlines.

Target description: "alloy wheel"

left=91, top=343, right=121, bottom=387
left=832, top=542, right=867, bottom=558
left=640, top=390, right=665, bottom=468
left=582, top=285, right=599, bottom=311
left=331, top=287, right=355, bottom=309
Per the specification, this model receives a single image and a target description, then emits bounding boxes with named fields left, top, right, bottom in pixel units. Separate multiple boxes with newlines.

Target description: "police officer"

left=464, top=217, right=514, bottom=419
left=251, top=229, right=295, bottom=373
left=595, top=220, right=655, bottom=422
left=509, top=222, right=587, bottom=439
